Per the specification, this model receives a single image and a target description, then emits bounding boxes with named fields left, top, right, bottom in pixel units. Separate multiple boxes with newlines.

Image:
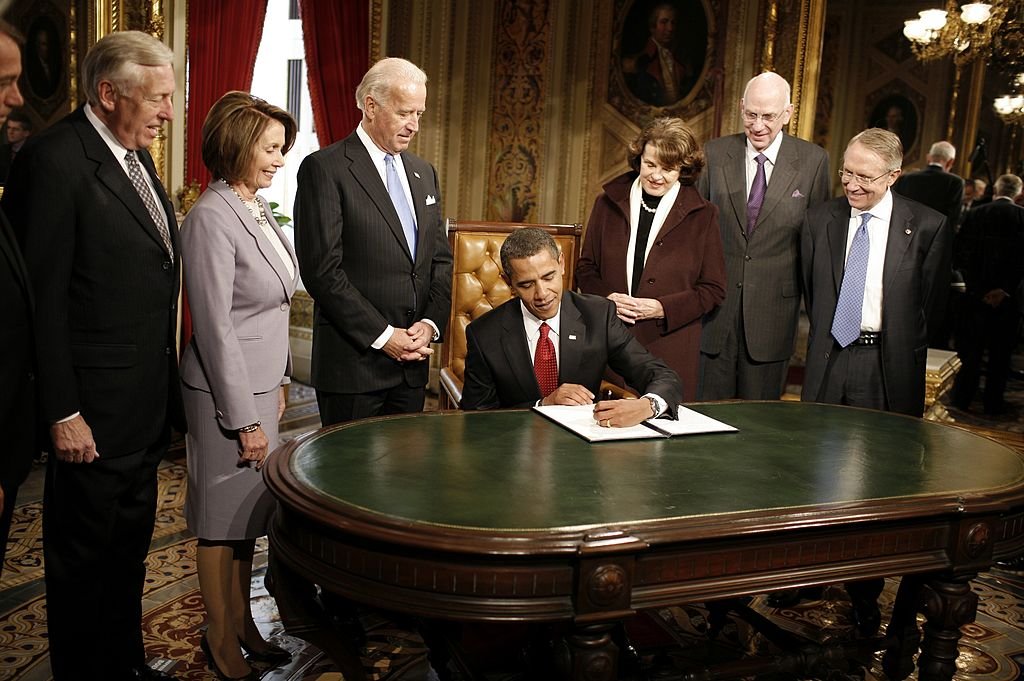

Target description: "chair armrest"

left=439, top=368, right=463, bottom=410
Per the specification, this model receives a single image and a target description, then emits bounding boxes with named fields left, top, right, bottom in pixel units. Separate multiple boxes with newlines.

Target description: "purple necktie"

left=831, top=212, right=873, bottom=347
left=746, top=153, right=768, bottom=236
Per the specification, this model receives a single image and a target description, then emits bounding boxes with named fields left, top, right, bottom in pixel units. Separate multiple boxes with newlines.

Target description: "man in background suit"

left=3, top=31, right=183, bottom=681
left=951, top=174, right=1024, bottom=414
left=0, top=20, right=35, bottom=579
left=963, top=178, right=987, bottom=214
left=801, top=128, right=948, bottom=417
left=0, top=109, right=30, bottom=182
left=893, top=140, right=962, bottom=347
left=461, top=228, right=682, bottom=427
left=698, top=72, right=831, bottom=400
left=295, top=57, right=452, bottom=426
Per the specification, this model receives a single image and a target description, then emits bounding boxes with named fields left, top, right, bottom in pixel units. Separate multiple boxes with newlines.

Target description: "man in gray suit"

left=295, top=58, right=452, bottom=425
left=801, top=128, right=948, bottom=417
left=698, top=72, right=831, bottom=400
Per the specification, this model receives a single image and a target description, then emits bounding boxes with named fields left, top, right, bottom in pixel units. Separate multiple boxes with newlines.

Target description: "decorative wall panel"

left=484, top=0, right=550, bottom=222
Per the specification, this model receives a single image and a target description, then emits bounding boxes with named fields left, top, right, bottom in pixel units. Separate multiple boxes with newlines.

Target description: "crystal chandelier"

left=993, top=73, right=1024, bottom=125
left=903, top=1, right=1016, bottom=66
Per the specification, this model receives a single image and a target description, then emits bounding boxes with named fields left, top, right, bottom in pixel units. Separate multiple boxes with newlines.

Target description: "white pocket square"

left=413, top=171, right=421, bottom=179
left=425, top=195, right=437, bottom=205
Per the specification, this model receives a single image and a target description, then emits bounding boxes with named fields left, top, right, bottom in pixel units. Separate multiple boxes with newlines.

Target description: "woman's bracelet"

left=237, top=421, right=261, bottom=434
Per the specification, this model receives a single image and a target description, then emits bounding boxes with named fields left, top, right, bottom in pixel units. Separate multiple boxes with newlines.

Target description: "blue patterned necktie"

left=831, top=212, right=873, bottom=347
left=746, top=153, right=768, bottom=235
left=385, top=154, right=417, bottom=258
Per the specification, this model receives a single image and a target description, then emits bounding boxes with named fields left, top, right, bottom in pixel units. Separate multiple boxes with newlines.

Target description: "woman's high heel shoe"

left=238, top=636, right=292, bottom=664
left=200, top=634, right=261, bottom=680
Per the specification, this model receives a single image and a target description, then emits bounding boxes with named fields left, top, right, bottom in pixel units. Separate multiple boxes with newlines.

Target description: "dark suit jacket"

left=893, top=164, right=962, bottom=337
left=460, top=291, right=683, bottom=412
left=698, top=133, right=831, bottom=362
left=576, top=172, right=725, bottom=401
left=893, top=165, right=963, bottom=229
left=294, top=130, right=453, bottom=393
left=0, top=207, right=36, bottom=486
left=800, top=193, right=949, bottom=416
left=0, top=143, right=15, bottom=183
left=2, top=106, right=184, bottom=456
left=955, top=198, right=1024, bottom=301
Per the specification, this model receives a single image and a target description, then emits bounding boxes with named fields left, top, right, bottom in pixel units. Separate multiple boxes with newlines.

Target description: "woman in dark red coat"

left=577, top=117, right=726, bottom=401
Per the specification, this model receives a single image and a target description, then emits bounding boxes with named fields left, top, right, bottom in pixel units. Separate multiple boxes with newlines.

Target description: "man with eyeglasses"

left=698, top=72, right=831, bottom=402
left=801, top=128, right=949, bottom=417
left=294, top=57, right=452, bottom=425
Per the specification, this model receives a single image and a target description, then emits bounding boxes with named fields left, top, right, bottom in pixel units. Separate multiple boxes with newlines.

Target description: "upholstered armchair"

left=439, top=219, right=583, bottom=409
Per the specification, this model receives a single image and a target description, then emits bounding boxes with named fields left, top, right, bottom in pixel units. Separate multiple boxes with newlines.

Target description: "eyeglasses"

left=837, top=169, right=893, bottom=187
left=742, top=111, right=781, bottom=124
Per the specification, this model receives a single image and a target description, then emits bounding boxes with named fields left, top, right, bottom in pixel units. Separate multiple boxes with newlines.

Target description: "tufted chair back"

left=439, top=219, right=583, bottom=409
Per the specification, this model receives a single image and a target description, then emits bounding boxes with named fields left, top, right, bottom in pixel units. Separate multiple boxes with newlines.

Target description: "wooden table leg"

left=555, top=623, right=618, bottom=681
left=917, top=574, right=978, bottom=681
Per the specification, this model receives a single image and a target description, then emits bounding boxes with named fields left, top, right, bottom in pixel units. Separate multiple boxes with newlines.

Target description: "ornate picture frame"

left=608, top=0, right=717, bottom=125
left=8, top=0, right=70, bottom=128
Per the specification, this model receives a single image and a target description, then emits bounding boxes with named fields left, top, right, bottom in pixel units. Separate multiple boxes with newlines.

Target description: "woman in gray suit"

left=180, top=91, right=297, bottom=680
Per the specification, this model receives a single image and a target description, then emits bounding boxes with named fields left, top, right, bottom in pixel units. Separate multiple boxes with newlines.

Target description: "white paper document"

left=532, top=404, right=737, bottom=442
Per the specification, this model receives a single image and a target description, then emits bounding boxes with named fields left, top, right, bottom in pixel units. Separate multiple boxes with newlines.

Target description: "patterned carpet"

left=2, top=384, right=1024, bottom=680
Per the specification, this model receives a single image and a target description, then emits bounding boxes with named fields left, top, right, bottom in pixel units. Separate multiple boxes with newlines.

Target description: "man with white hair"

left=3, top=30, right=183, bottom=681
left=698, top=71, right=831, bottom=400
left=802, top=128, right=949, bottom=417
left=894, top=140, right=964, bottom=227
left=295, top=57, right=452, bottom=426
left=893, top=140, right=962, bottom=347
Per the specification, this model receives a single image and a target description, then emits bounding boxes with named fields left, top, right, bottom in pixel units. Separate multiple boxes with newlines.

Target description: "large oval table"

left=264, top=402, right=1024, bottom=681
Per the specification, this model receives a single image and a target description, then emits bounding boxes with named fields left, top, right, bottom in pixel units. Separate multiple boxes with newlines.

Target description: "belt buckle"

left=858, top=332, right=879, bottom=346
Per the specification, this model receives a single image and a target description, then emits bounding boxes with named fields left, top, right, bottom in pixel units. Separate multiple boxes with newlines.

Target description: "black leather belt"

left=852, top=331, right=880, bottom=346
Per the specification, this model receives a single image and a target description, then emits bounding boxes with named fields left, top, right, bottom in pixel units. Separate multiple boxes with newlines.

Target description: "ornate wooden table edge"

left=263, top=409, right=1024, bottom=681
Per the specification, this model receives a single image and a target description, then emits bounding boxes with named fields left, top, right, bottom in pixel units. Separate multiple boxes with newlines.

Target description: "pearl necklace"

left=639, top=196, right=658, bottom=214
left=223, top=179, right=269, bottom=227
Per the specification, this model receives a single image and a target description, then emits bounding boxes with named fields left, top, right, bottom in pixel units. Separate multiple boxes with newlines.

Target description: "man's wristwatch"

left=645, top=396, right=660, bottom=418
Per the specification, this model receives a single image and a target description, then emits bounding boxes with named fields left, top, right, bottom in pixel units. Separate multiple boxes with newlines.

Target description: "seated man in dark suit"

left=461, top=227, right=683, bottom=428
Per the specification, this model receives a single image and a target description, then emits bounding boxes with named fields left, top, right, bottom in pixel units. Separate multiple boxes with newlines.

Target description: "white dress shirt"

left=353, top=123, right=439, bottom=348
left=844, top=189, right=894, bottom=332
left=520, top=301, right=667, bottom=415
left=84, top=104, right=166, bottom=218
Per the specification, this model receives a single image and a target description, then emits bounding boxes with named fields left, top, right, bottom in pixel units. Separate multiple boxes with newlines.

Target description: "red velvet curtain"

left=299, top=0, right=369, bottom=147
left=182, top=0, right=267, bottom=351
left=185, top=0, right=269, bottom=189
